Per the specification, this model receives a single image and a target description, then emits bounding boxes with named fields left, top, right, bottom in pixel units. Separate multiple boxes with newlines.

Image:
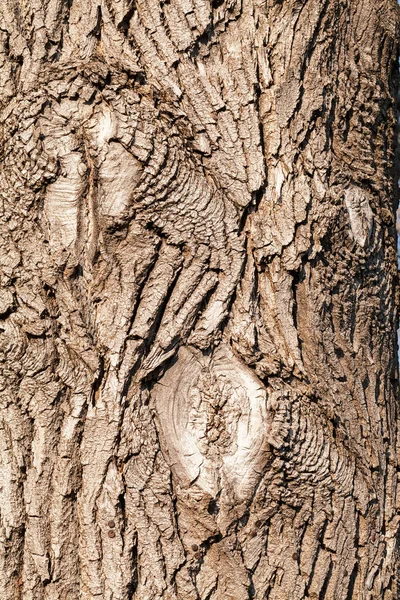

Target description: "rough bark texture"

left=0, top=0, right=399, bottom=598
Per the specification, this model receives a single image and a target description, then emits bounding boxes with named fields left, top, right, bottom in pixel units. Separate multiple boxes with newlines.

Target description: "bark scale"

left=0, top=0, right=399, bottom=598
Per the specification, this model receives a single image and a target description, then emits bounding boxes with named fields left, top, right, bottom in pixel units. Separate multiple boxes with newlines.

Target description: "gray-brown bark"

left=0, top=0, right=399, bottom=598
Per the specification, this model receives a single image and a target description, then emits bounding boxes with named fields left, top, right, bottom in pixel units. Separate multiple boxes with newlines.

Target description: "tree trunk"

left=0, top=0, right=399, bottom=598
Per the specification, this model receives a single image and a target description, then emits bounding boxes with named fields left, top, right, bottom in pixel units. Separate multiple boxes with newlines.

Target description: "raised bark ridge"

left=0, top=0, right=399, bottom=598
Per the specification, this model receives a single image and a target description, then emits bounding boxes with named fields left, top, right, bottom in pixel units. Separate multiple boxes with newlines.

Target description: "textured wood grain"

left=0, top=0, right=399, bottom=598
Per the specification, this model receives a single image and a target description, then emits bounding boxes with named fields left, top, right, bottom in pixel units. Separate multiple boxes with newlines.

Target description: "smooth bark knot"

left=152, top=344, right=270, bottom=505
left=344, top=187, right=374, bottom=248
left=39, top=87, right=149, bottom=254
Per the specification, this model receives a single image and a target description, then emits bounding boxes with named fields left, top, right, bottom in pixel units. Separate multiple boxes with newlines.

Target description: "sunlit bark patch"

left=153, top=344, right=269, bottom=504
left=0, top=0, right=399, bottom=596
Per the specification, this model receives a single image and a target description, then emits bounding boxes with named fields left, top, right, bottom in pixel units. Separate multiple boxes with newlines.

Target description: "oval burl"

left=153, top=344, right=270, bottom=504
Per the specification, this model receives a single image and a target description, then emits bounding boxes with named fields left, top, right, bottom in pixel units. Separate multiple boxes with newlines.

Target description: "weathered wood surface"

left=0, top=0, right=399, bottom=598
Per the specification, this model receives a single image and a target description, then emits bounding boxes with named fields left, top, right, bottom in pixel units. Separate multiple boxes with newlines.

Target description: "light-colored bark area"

left=0, top=0, right=399, bottom=598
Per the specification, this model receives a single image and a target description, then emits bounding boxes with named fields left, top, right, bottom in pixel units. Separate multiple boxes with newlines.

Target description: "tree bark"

left=0, top=0, right=399, bottom=598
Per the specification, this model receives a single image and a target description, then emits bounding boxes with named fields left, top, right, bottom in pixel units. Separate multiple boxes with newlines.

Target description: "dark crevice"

left=202, top=532, right=223, bottom=552
left=119, top=247, right=185, bottom=396
left=345, top=562, right=358, bottom=600
left=207, top=498, right=220, bottom=516
left=298, top=0, right=331, bottom=86
left=204, top=579, right=218, bottom=600
left=290, top=263, right=306, bottom=364
left=117, top=2, right=137, bottom=34
left=318, top=559, right=333, bottom=600
left=189, top=24, right=215, bottom=59
left=63, top=0, right=74, bottom=25
left=127, top=534, right=138, bottom=599
left=45, top=31, right=64, bottom=63
left=89, top=6, right=103, bottom=39
left=248, top=576, right=256, bottom=599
